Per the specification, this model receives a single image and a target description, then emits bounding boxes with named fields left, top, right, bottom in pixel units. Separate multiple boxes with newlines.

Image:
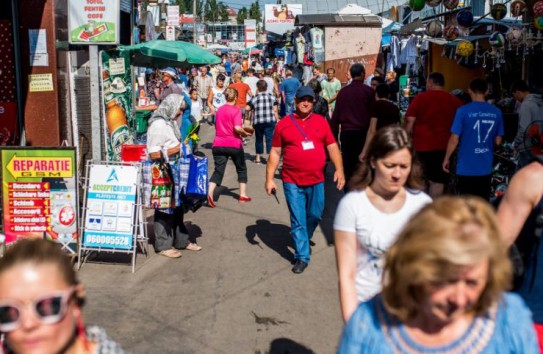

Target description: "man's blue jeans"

left=254, top=121, right=276, bottom=154
left=285, top=99, right=295, bottom=114
left=283, top=182, right=325, bottom=264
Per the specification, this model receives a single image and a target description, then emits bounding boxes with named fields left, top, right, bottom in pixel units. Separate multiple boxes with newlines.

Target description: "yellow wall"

left=429, top=43, right=484, bottom=92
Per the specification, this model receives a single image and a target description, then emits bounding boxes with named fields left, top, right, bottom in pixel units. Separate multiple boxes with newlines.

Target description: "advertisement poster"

left=1, top=148, right=78, bottom=247
left=264, top=4, right=302, bottom=35
left=100, top=50, right=135, bottom=161
left=68, top=0, right=120, bottom=44
left=82, top=164, right=138, bottom=250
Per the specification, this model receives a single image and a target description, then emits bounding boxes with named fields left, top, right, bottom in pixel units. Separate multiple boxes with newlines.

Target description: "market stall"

left=99, top=39, right=220, bottom=161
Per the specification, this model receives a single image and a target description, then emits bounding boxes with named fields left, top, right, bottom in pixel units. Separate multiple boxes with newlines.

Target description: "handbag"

left=243, top=117, right=254, bottom=135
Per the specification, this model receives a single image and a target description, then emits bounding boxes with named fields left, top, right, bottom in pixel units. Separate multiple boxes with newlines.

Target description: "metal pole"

left=89, top=45, right=102, bottom=160
left=193, top=0, right=197, bottom=44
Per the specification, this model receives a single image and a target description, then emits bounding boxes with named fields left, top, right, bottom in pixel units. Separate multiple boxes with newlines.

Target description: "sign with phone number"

left=82, top=164, right=138, bottom=250
left=83, top=232, right=131, bottom=248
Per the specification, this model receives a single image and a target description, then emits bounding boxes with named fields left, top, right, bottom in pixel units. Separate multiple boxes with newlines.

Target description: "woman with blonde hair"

left=334, top=126, right=431, bottom=322
left=0, top=239, right=126, bottom=353
left=207, top=87, right=251, bottom=207
left=338, top=196, right=539, bottom=353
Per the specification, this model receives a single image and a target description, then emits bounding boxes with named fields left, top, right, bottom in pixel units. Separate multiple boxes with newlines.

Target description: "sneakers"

left=158, top=249, right=182, bottom=258
left=238, top=196, right=252, bottom=203
left=292, top=260, right=308, bottom=274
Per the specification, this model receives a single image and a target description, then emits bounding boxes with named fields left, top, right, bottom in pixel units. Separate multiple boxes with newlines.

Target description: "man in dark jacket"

left=330, top=63, right=375, bottom=183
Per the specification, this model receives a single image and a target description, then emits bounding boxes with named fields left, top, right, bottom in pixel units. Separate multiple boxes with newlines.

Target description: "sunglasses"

left=0, top=287, right=76, bottom=332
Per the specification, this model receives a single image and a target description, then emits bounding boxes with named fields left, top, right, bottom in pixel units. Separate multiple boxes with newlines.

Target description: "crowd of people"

left=2, top=50, right=542, bottom=353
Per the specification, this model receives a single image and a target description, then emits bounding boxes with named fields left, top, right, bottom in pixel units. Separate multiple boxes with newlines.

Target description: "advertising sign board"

left=82, top=164, right=138, bottom=250
left=264, top=4, right=302, bottom=35
left=68, top=0, right=120, bottom=44
left=1, top=148, right=78, bottom=249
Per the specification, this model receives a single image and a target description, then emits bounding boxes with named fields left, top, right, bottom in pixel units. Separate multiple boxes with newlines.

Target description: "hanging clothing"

left=310, top=28, right=324, bottom=50
left=386, top=35, right=401, bottom=72
left=296, top=34, right=305, bottom=65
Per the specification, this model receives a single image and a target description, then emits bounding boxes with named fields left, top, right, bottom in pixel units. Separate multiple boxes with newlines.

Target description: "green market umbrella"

left=118, top=40, right=221, bottom=68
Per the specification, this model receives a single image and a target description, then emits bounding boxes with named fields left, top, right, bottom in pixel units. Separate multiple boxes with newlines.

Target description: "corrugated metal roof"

left=282, top=0, right=404, bottom=16
left=295, top=13, right=382, bottom=26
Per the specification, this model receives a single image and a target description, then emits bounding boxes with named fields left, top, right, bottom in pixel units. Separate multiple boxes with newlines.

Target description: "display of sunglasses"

left=0, top=287, right=76, bottom=332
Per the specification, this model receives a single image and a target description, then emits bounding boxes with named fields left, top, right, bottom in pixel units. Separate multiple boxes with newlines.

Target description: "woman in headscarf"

left=147, top=94, right=202, bottom=258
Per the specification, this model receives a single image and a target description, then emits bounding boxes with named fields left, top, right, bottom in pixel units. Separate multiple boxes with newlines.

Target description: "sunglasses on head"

left=0, top=287, right=76, bottom=332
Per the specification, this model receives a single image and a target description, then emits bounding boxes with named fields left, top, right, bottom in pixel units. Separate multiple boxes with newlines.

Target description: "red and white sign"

left=244, top=19, right=256, bottom=49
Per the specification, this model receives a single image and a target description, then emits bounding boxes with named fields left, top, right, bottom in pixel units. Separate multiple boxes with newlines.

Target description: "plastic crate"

left=121, top=144, right=148, bottom=162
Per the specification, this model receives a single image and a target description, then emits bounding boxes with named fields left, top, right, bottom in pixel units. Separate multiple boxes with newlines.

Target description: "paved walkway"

left=79, top=122, right=345, bottom=354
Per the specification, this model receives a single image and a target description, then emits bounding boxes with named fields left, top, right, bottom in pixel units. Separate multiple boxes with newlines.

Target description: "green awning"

left=118, top=40, right=221, bottom=68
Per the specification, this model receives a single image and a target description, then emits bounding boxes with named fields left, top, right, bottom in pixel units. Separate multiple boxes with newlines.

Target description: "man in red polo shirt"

left=266, top=86, right=345, bottom=274
left=404, top=72, right=462, bottom=198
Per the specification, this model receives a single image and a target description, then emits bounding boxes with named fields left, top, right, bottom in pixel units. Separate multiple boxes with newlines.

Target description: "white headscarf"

left=148, top=94, right=186, bottom=142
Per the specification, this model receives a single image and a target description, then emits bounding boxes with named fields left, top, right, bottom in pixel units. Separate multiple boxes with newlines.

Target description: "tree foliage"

left=237, top=7, right=248, bottom=24
left=203, top=0, right=229, bottom=23
left=248, top=0, right=261, bottom=22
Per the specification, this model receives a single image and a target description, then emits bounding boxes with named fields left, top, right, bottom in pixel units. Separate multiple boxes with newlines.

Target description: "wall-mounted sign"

left=1, top=148, right=78, bottom=249
left=68, top=0, right=120, bottom=44
left=29, top=74, right=54, bottom=92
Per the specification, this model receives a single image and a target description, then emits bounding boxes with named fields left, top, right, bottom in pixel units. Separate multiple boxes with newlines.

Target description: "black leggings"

left=210, top=146, right=248, bottom=185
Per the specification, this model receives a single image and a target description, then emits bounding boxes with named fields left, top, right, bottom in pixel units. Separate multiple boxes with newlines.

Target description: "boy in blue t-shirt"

left=443, top=78, right=504, bottom=200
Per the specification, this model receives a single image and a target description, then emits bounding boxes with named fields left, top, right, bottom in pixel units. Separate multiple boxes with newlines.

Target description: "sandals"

left=158, top=249, right=182, bottom=258
left=185, top=243, right=202, bottom=251
left=207, top=194, right=216, bottom=208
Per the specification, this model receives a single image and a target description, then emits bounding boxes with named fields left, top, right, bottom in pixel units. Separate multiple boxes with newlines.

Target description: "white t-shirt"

left=190, top=99, right=202, bottom=122
left=263, top=77, right=275, bottom=96
left=333, top=189, right=431, bottom=302
left=211, top=87, right=226, bottom=110
left=244, top=76, right=260, bottom=96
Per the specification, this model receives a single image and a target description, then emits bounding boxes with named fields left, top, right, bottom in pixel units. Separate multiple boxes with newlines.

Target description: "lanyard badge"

left=290, top=114, right=315, bottom=150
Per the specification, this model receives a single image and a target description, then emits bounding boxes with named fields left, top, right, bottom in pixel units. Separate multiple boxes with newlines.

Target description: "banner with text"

left=68, top=0, right=120, bottom=44
left=82, top=164, right=138, bottom=250
left=1, top=148, right=78, bottom=246
left=264, top=4, right=302, bottom=35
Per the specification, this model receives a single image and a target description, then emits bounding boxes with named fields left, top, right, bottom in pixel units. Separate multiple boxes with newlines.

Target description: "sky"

left=221, top=0, right=278, bottom=11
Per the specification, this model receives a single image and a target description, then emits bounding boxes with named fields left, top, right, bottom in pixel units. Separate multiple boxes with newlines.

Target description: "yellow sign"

left=6, top=154, right=73, bottom=179
left=29, top=74, right=54, bottom=92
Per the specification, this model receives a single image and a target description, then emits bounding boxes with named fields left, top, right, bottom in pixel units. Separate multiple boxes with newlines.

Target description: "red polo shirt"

left=405, top=90, right=462, bottom=151
left=272, top=113, right=336, bottom=186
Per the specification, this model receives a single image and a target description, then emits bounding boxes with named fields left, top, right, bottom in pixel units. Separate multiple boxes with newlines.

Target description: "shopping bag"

left=143, top=160, right=174, bottom=209
left=187, top=152, right=208, bottom=196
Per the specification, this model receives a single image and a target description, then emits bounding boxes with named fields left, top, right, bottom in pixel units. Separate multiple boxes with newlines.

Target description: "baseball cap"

left=160, top=67, right=177, bottom=79
left=295, top=86, right=316, bottom=99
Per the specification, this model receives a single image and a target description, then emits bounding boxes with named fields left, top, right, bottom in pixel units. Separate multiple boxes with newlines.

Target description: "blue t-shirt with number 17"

left=451, top=101, right=504, bottom=176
